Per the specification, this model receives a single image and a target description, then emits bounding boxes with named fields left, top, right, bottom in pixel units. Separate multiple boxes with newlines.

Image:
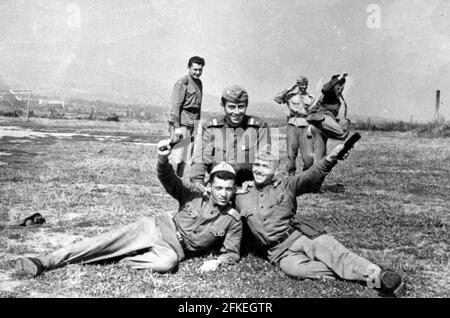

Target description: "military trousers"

left=279, top=234, right=380, bottom=283
left=38, top=217, right=179, bottom=273
left=286, top=124, right=314, bottom=174
left=170, top=125, right=195, bottom=177
left=312, top=115, right=350, bottom=160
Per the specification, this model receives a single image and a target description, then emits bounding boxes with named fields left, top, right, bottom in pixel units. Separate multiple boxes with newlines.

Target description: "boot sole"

left=381, top=271, right=406, bottom=298
left=15, top=258, right=42, bottom=277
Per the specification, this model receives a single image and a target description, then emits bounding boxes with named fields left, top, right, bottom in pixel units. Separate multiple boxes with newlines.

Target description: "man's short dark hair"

left=209, top=171, right=235, bottom=184
left=188, top=56, right=205, bottom=68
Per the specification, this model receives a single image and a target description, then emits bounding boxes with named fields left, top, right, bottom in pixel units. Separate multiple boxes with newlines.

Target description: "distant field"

left=0, top=117, right=449, bottom=298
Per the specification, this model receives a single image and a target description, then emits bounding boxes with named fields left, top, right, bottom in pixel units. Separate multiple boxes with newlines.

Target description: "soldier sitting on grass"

left=15, top=139, right=242, bottom=276
left=234, top=144, right=406, bottom=297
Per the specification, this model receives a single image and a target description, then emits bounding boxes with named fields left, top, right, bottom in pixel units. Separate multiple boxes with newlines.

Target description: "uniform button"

left=261, top=205, right=264, bottom=209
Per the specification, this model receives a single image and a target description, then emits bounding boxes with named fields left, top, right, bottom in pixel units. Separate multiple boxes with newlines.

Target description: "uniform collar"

left=255, top=177, right=282, bottom=190
left=224, top=115, right=247, bottom=128
left=207, top=195, right=232, bottom=213
left=236, top=177, right=283, bottom=194
left=188, top=74, right=202, bottom=84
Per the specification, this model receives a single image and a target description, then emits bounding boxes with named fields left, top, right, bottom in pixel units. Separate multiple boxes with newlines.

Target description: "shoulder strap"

left=227, top=208, right=241, bottom=221
left=206, top=117, right=225, bottom=128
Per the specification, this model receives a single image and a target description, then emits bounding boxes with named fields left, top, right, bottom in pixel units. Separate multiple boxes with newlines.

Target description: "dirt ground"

left=0, top=117, right=449, bottom=298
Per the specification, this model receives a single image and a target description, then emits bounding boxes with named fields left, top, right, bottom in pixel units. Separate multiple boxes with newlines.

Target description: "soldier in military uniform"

left=234, top=146, right=406, bottom=297
left=274, top=76, right=315, bottom=175
left=15, top=139, right=242, bottom=276
left=307, top=72, right=351, bottom=161
left=190, top=85, right=270, bottom=187
left=169, top=56, right=205, bottom=177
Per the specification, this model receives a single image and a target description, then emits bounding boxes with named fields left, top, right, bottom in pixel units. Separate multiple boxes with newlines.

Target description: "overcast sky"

left=0, top=0, right=449, bottom=120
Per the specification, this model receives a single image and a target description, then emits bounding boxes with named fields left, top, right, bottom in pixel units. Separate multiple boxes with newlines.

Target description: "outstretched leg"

left=122, top=241, right=179, bottom=273
left=282, top=234, right=405, bottom=296
left=279, top=249, right=337, bottom=280
left=16, top=217, right=176, bottom=275
left=317, top=115, right=350, bottom=140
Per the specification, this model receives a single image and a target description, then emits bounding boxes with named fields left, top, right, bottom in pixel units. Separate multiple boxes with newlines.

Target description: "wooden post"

left=435, top=90, right=441, bottom=120
left=26, top=91, right=31, bottom=121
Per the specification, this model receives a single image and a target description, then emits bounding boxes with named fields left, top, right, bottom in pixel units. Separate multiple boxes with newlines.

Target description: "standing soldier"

left=274, top=76, right=315, bottom=175
left=234, top=146, right=406, bottom=297
left=307, top=72, right=351, bottom=161
left=15, top=139, right=242, bottom=276
left=169, top=56, right=205, bottom=177
left=190, top=85, right=271, bottom=187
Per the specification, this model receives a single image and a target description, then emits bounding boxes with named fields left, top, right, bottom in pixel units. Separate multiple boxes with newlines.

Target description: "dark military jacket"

left=190, top=115, right=270, bottom=186
left=170, top=74, right=203, bottom=128
left=157, top=157, right=241, bottom=264
left=312, top=77, right=346, bottom=118
left=235, top=158, right=335, bottom=262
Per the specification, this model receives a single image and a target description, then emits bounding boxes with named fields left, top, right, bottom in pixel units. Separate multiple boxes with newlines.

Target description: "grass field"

left=0, top=117, right=449, bottom=298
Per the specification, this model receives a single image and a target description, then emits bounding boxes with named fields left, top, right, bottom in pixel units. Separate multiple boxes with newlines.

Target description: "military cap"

left=210, top=161, right=236, bottom=176
left=297, top=76, right=309, bottom=84
left=222, top=85, right=249, bottom=103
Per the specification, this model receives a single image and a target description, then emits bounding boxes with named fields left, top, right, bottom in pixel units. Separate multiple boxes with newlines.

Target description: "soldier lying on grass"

left=15, top=139, right=242, bottom=276
left=235, top=144, right=406, bottom=297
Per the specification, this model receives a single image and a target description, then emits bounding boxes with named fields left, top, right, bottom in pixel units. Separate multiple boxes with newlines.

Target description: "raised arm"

left=274, top=83, right=298, bottom=104
left=288, top=144, right=345, bottom=196
left=157, top=140, right=199, bottom=203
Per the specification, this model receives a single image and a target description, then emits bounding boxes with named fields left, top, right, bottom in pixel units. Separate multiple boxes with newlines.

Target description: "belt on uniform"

left=289, top=114, right=307, bottom=118
left=183, top=108, right=200, bottom=114
left=176, top=231, right=188, bottom=252
left=267, top=227, right=296, bottom=249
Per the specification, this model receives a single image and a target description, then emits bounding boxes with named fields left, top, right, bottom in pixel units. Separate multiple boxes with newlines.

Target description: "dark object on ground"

left=380, top=270, right=406, bottom=298
left=337, top=132, right=361, bottom=160
left=15, top=257, right=44, bottom=277
left=14, top=213, right=46, bottom=227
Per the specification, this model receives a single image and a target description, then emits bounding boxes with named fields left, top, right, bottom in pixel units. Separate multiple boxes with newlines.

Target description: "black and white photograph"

left=0, top=0, right=449, bottom=300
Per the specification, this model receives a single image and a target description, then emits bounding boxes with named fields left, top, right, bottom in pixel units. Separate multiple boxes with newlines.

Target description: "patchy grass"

left=0, top=118, right=449, bottom=298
